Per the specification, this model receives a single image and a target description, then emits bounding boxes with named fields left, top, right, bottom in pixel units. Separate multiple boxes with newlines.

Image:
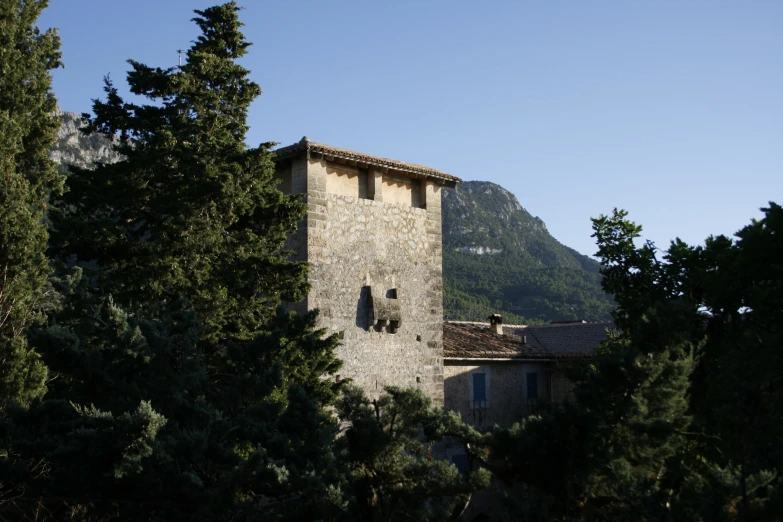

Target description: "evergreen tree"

left=2, top=4, right=343, bottom=520
left=488, top=206, right=783, bottom=521
left=488, top=313, right=696, bottom=521
left=51, top=3, right=307, bottom=344
left=592, top=206, right=783, bottom=520
left=333, top=385, right=491, bottom=522
left=487, top=210, right=702, bottom=520
left=677, top=203, right=783, bottom=520
left=0, top=0, right=62, bottom=407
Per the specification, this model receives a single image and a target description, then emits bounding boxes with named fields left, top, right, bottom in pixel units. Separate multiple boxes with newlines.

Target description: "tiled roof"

left=443, top=321, right=614, bottom=360
left=273, top=137, right=461, bottom=185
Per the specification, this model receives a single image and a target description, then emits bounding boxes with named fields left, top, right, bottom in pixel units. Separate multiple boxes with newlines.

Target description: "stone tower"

left=273, top=138, right=460, bottom=406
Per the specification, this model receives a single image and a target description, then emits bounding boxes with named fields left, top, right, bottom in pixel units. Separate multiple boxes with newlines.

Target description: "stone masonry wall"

left=279, top=155, right=446, bottom=406
left=325, top=163, right=369, bottom=199
left=444, top=361, right=574, bottom=429
left=444, top=361, right=540, bottom=429
left=381, top=175, right=423, bottom=208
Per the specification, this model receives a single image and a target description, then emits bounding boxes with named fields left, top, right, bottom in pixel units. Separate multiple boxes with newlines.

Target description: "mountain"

left=49, top=110, right=121, bottom=172
left=49, top=112, right=613, bottom=324
left=442, top=181, right=614, bottom=324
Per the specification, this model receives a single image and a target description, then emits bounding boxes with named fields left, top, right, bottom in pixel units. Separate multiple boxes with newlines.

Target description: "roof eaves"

left=445, top=357, right=556, bottom=362
left=273, top=138, right=461, bottom=186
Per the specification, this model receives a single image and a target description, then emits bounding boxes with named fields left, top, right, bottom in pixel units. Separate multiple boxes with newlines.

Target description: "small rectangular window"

left=473, top=373, right=487, bottom=401
left=527, top=372, right=539, bottom=400
left=451, top=454, right=470, bottom=474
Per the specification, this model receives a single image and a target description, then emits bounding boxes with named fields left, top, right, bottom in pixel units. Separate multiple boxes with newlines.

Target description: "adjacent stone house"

left=273, top=138, right=460, bottom=406
left=443, top=316, right=613, bottom=430
left=442, top=316, right=613, bottom=520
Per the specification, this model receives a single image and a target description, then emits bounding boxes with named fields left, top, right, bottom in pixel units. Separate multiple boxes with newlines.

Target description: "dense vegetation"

left=442, top=182, right=615, bottom=324
left=0, top=3, right=487, bottom=520
left=480, top=205, right=783, bottom=521
left=0, top=0, right=63, bottom=411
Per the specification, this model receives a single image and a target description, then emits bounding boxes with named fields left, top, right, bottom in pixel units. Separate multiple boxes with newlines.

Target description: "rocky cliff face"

left=49, top=110, right=122, bottom=171
left=443, top=181, right=600, bottom=271
left=442, top=181, right=614, bottom=324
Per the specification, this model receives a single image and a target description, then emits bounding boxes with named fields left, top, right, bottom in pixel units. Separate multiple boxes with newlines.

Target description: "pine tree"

left=51, top=3, right=307, bottom=344
left=333, top=385, right=491, bottom=522
left=677, top=203, right=783, bottom=520
left=2, top=4, right=344, bottom=520
left=488, top=206, right=783, bottom=521
left=0, top=0, right=62, bottom=407
left=592, top=206, right=783, bottom=520
left=488, top=210, right=701, bottom=520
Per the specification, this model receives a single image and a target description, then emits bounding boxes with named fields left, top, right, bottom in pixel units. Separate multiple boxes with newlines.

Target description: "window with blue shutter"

left=527, top=372, right=539, bottom=400
left=473, top=373, right=487, bottom=401
left=451, top=454, right=470, bottom=474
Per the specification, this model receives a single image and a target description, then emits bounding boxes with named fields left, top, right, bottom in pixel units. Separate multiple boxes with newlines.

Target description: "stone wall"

left=273, top=163, right=292, bottom=194
left=444, top=360, right=571, bottom=429
left=325, top=163, right=369, bottom=199
left=381, top=174, right=423, bottom=208
left=443, top=359, right=578, bottom=518
left=277, top=156, right=446, bottom=405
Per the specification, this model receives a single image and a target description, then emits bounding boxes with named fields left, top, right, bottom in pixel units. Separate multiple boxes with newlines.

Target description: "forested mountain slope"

left=50, top=113, right=613, bottom=324
left=442, top=181, right=614, bottom=324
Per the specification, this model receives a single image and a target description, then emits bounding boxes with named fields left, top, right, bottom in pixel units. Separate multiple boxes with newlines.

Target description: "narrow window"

left=451, top=454, right=470, bottom=474
left=473, top=373, right=487, bottom=401
left=527, top=372, right=539, bottom=400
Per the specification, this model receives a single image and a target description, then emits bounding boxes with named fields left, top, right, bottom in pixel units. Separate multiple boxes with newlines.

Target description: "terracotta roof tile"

left=443, top=321, right=614, bottom=360
left=273, top=137, right=460, bottom=185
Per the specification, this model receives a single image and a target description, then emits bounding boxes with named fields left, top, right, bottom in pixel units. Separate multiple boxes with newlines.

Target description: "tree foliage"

left=0, top=4, right=488, bottom=521
left=488, top=205, right=783, bottom=521
left=593, top=205, right=783, bottom=520
left=0, top=0, right=62, bottom=407
left=50, top=4, right=307, bottom=344
left=333, top=385, right=491, bottom=522
left=2, top=4, right=344, bottom=520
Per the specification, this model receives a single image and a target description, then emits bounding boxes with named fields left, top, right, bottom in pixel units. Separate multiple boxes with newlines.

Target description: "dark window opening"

left=451, top=454, right=470, bottom=474
left=527, top=372, right=539, bottom=400
left=473, top=373, right=487, bottom=401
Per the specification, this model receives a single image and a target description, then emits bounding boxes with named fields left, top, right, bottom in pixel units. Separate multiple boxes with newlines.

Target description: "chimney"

left=489, top=314, right=503, bottom=336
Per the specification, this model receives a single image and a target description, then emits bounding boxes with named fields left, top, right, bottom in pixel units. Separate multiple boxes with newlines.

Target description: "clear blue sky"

left=40, top=1, right=782, bottom=258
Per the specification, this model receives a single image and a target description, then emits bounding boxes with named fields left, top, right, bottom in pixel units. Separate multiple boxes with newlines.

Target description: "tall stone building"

left=273, top=138, right=459, bottom=406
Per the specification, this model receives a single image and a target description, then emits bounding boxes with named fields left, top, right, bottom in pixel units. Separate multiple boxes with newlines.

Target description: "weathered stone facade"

left=443, top=360, right=562, bottom=430
left=441, top=320, right=612, bottom=520
left=274, top=139, right=459, bottom=406
left=442, top=320, right=611, bottom=427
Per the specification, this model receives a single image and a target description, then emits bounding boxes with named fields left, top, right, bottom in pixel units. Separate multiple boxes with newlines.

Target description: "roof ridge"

left=528, top=321, right=614, bottom=329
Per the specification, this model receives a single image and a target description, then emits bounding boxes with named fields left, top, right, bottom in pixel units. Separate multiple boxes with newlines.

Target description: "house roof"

left=443, top=321, right=614, bottom=360
left=273, top=137, right=461, bottom=186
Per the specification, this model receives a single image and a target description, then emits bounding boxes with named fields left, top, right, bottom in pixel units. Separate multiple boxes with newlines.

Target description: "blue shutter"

left=473, top=373, right=487, bottom=401
left=451, top=454, right=470, bottom=474
left=527, top=372, right=539, bottom=400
